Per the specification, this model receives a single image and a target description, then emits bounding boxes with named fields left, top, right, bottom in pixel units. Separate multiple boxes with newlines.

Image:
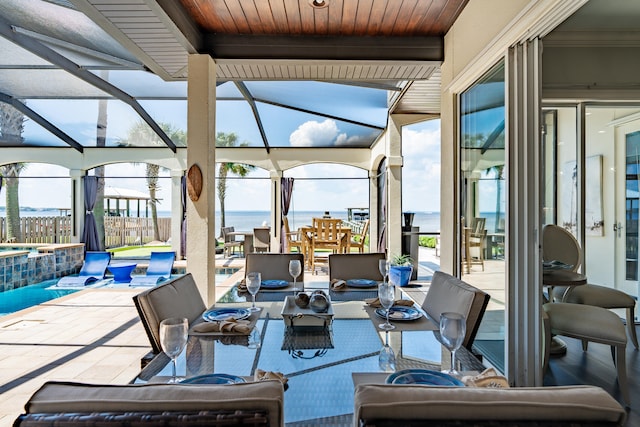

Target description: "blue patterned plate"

left=202, top=307, right=251, bottom=322
left=261, top=279, right=289, bottom=289
left=346, top=278, right=378, bottom=288
left=386, top=369, right=464, bottom=386
left=181, top=374, right=246, bottom=385
left=375, top=305, right=422, bottom=321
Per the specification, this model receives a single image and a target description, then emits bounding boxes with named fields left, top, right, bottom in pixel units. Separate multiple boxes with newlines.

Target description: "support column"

left=69, top=169, right=84, bottom=244
left=369, top=169, right=378, bottom=251
left=170, top=169, right=184, bottom=259
left=271, top=170, right=282, bottom=252
left=187, top=54, right=217, bottom=306
left=387, top=117, right=403, bottom=258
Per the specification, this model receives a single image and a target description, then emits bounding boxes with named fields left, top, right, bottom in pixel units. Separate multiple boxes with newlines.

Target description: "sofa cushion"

left=354, top=384, right=625, bottom=425
left=24, top=380, right=284, bottom=427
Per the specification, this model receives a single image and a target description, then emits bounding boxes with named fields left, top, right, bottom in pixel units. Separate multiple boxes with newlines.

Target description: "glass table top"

left=133, top=297, right=485, bottom=424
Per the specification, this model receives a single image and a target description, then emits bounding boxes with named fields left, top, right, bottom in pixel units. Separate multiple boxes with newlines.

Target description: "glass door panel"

left=459, top=61, right=506, bottom=372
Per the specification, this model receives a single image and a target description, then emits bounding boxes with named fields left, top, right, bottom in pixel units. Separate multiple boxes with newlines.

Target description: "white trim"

left=445, top=0, right=586, bottom=94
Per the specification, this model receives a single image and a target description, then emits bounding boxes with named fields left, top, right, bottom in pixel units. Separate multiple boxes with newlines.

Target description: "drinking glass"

left=246, top=271, right=261, bottom=311
left=378, top=330, right=396, bottom=372
left=378, top=282, right=395, bottom=330
left=439, top=312, right=466, bottom=376
left=159, top=317, right=188, bottom=383
left=378, top=259, right=389, bottom=284
left=289, top=259, right=302, bottom=293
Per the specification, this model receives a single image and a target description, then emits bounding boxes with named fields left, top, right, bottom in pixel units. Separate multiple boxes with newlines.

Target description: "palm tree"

left=216, top=132, right=254, bottom=230
left=0, top=103, right=26, bottom=242
left=120, top=121, right=186, bottom=240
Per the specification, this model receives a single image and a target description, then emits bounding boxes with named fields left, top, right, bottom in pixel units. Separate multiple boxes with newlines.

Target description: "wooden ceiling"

left=178, top=0, right=468, bottom=37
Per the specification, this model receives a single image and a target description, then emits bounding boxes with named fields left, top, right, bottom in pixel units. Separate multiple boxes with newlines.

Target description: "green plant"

left=391, top=253, right=413, bottom=266
left=419, top=236, right=437, bottom=248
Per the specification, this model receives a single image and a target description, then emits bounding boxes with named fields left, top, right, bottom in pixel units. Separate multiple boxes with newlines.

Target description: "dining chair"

left=350, top=219, right=370, bottom=253
left=328, top=252, right=385, bottom=281
left=252, top=227, right=271, bottom=253
left=422, top=271, right=490, bottom=350
left=543, top=224, right=638, bottom=349
left=245, top=253, right=305, bottom=282
left=132, top=273, right=206, bottom=356
left=282, top=217, right=304, bottom=255
left=222, top=226, right=244, bottom=257
left=310, top=217, right=346, bottom=273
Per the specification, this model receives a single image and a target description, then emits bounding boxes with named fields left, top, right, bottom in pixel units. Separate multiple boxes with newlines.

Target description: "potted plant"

left=389, top=254, right=413, bottom=287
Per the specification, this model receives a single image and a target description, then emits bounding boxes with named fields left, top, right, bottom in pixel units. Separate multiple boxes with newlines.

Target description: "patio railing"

left=0, top=216, right=171, bottom=247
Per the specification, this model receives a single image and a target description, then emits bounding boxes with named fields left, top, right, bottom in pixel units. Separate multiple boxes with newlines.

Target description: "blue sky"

left=1, top=119, right=441, bottom=214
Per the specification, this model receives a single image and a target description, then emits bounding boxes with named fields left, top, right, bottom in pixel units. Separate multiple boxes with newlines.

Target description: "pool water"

left=0, top=272, right=235, bottom=317
left=0, top=280, right=78, bottom=317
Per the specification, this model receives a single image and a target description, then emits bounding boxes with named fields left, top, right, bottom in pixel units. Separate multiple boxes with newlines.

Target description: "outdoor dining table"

left=132, top=289, right=485, bottom=424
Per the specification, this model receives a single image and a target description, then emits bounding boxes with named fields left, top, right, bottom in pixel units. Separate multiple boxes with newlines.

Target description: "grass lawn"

left=109, top=245, right=173, bottom=258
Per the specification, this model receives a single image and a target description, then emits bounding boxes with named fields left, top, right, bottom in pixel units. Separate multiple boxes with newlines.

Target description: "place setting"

left=362, top=270, right=437, bottom=332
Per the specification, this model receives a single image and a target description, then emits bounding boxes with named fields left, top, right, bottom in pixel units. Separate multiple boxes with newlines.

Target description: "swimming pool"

left=0, top=280, right=78, bottom=316
left=0, top=271, right=236, bottom=317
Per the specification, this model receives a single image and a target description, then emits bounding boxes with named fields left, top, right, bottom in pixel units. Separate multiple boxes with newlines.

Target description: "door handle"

left=613, top=222, right=623, bottom=238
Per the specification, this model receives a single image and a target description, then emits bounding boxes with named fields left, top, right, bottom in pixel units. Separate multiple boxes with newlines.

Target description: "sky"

left=0, top=119, right=441, bottom=214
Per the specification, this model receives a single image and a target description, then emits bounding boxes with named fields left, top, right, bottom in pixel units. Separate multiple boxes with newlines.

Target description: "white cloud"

left=289, top=119, right=339, bottom=146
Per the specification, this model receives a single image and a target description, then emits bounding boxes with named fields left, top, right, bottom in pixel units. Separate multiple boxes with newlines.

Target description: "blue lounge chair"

left=57, top=251, right=111, bottom=287
left=129, top=251, right=175, bottom=286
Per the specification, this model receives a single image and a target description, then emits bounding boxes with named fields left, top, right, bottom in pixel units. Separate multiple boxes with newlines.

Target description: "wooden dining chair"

left=350, top=219, right=370, bottom=253
left=310, top=217, right=344, bottom=273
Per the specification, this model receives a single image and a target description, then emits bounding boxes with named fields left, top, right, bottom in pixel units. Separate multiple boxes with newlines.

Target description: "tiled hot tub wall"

left=0, top=244, right=85, bottom=292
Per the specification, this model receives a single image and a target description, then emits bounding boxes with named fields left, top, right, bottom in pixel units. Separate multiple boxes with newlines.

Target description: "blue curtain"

left=82, top=176, right=101, bottom=251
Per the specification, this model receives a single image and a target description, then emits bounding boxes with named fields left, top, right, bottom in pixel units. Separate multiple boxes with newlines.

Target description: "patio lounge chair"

left=129, top=251, right=175, bottom=286
left=56, top=251, right=111, bottom=287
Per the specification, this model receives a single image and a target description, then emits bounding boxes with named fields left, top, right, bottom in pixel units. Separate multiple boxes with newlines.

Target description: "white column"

left=187, top=54, right=217, bottom=306
left=69, top=169, right=84, bottom=243
left=271, top=170, right=282, bottom=252
left=369, top=169, right=379, bottom=251
left=170, top=169, right=184, bottom=259
left=387, top=117, right=403, bottom=257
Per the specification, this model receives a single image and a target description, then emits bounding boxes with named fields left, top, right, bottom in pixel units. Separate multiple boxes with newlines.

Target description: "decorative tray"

left=281, top=295, right=334, bottom=329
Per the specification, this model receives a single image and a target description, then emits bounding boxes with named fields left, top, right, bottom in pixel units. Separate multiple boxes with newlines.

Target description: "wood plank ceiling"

left=179, top=0, right=467, bottom=36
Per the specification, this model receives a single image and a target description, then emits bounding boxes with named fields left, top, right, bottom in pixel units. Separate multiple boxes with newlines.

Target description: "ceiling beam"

left=0, top=17, right=177, bottom=153
left=205, top=35, right=443, bottom=61
left=234, top=82, right=271, bottom=153
left=0, top=92, right=84, bottom=152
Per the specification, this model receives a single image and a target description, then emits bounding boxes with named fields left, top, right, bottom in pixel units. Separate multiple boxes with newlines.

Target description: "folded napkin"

left=190, top=318, right=251, bottom=335
left=255, top=368, right=288, bottom=390
left=330, top=279, right=347, bottom=291
left=365, top=297, right=415, bottom=308
left=237, top=278, right=247, bottom=293
left=462, top=368, right=510, bottom=388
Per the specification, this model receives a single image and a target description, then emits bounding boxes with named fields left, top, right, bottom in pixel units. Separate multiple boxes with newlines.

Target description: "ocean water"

left=3, top=208, right=506, bottom=234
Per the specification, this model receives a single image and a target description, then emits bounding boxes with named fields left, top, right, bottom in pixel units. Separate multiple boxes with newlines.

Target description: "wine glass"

left=439, top=312, right=466, bottom=376
left=378, top=259, right=389, bottom=284
left=246, top=271, right=261, bottom=312
left=378, top=282, right=395, bottom=330
left=378, top=330, right=396, bottom=372
left=159, top=317, right=188, bottom=383
left=289, top=259, right=302, bottom=293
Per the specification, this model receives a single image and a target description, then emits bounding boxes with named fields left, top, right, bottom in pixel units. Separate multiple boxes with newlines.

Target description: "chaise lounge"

left=56, top=251, right=111, bottom=287
left=129, top=251, right=175, bottom=286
